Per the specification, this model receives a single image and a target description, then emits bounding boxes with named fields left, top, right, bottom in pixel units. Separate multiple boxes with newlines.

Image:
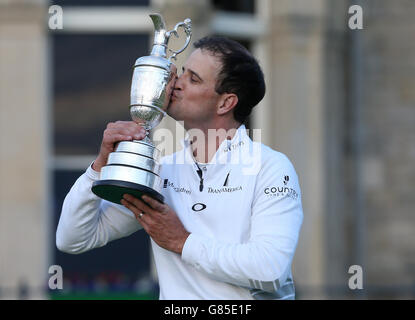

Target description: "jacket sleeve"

left=180, top=153, right=303, bottom=293
left=56, top=164, right=143, bottom=254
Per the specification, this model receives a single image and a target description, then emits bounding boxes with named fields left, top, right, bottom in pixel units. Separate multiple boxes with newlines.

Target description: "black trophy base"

left=91, top=180, right=164, bottom=205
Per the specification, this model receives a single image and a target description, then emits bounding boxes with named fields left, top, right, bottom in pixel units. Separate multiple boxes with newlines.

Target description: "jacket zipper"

left=194, top=162, right=204, bottom=192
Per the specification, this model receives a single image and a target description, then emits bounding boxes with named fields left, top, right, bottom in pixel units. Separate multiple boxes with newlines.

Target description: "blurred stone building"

left=0, top=0, right=414, bottom=299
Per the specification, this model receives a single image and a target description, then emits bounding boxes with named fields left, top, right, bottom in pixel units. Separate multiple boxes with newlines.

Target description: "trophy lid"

left=133, top=55, right=172, bottom=71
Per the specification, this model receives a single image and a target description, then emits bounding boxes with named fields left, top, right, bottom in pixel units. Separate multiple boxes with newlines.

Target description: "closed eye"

left=182, top=66, right=203, bottom=83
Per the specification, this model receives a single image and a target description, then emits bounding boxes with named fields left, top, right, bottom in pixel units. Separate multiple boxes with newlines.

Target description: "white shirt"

left=56, top=124, right=303, bottom=300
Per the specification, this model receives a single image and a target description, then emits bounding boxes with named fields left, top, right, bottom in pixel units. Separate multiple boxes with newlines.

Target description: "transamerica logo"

left=163, top=179, right=191, bottom=195
left=208, top=186, right=242, bottom=194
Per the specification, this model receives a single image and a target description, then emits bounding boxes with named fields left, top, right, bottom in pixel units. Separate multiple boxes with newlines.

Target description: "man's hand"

left=92, top=121, right=146, bottom=172
left=121, top=194, right=190, bottom=254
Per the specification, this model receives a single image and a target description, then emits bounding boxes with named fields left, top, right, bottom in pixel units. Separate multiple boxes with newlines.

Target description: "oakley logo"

left=192, top=203, right=207, bottom=212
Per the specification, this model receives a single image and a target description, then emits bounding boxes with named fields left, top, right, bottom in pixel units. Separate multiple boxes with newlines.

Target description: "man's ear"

left=217, top=93, right=238, bottom=116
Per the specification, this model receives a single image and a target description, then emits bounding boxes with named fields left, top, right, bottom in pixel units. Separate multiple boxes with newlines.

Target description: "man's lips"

left=172, top=91, right=180, bottom=99
left=167, top=91, right=179, bottom=110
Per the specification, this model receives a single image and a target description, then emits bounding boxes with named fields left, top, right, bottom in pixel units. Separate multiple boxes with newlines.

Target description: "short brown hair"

left=194, top=36, right=266, bottom=123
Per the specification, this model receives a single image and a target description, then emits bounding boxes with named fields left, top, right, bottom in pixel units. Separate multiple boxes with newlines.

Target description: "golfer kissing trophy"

left=92, top=13, right=192, bottom=204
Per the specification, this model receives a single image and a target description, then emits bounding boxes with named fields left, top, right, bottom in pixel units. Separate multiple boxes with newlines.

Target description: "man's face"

left=167, top=48, right=223, bottom=129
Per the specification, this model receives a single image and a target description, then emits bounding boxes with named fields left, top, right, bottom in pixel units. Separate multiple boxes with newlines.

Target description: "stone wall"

left=360, top=0, right=415, bottom=297
left=0, top=0, right=49, bottom=299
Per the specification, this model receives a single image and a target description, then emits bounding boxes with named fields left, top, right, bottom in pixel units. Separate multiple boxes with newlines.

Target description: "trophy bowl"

left=130, top=105, right=165, bottom=131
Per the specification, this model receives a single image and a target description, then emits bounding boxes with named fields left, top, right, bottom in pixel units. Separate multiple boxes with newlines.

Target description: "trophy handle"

left=166, top=18, right=192, bottom=61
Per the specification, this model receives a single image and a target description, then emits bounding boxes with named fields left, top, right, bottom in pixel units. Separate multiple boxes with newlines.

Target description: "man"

left=56, top=36, right=303, bottom=300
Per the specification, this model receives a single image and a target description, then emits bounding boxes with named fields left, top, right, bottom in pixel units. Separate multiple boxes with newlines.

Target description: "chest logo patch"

left=191, top=203, right=207, bottom=212
left=163, top=179, right=191, bottom=195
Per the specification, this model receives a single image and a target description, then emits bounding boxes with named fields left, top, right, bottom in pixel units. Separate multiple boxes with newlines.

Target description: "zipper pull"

left=196, top=165, right=204, bottom=192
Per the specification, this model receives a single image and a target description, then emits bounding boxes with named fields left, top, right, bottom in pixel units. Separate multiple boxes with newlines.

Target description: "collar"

left=180, top=124, right=250, bottom=165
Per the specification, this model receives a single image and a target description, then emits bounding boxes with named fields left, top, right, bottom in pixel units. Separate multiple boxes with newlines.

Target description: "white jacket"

left=56, top=125, right=303, bottom=300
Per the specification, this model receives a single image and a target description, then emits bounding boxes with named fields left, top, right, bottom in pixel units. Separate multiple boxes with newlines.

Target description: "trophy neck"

left=141, top=134, right=153, bottom=146
left=151, top=44, right=168, bottom=58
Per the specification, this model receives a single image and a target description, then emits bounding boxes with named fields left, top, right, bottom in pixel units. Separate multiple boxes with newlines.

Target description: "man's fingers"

left=108, top=133, right=133, bottom=144
left=121, top=198, right=139, bottom=217
left=105, top=122, right=146, bottom=140
left=105, top=128, right=145, bottom=142
left=113, top=121, right=146, bottom=135
left=121, top=199, right=150, bottom=227
left=123, top=194, right=155, bottom=215
left=142, top=195, right=167, bottom=213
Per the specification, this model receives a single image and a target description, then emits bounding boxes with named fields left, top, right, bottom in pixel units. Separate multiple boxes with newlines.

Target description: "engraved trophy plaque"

left=92, top=13, right=192, bottom=204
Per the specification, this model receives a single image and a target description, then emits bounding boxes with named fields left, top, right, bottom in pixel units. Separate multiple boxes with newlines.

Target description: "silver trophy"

left=92, top=13, right=192, bottom=204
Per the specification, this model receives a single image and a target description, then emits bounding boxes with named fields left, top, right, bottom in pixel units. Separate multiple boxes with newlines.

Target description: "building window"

left=53, top=34, right=148, bottom=155
left=211, top=0, right=255, bottom=13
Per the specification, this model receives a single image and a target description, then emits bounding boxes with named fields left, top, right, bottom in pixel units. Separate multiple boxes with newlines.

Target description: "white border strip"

left=55, top=6, right=153, bottom=33
left=53, top=155, right=97, bottom=170
left=209, top=11, right=266, bottom=38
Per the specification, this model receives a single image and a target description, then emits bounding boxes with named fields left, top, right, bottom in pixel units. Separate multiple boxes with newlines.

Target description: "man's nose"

left=174, top=74, right=184, bottom=90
